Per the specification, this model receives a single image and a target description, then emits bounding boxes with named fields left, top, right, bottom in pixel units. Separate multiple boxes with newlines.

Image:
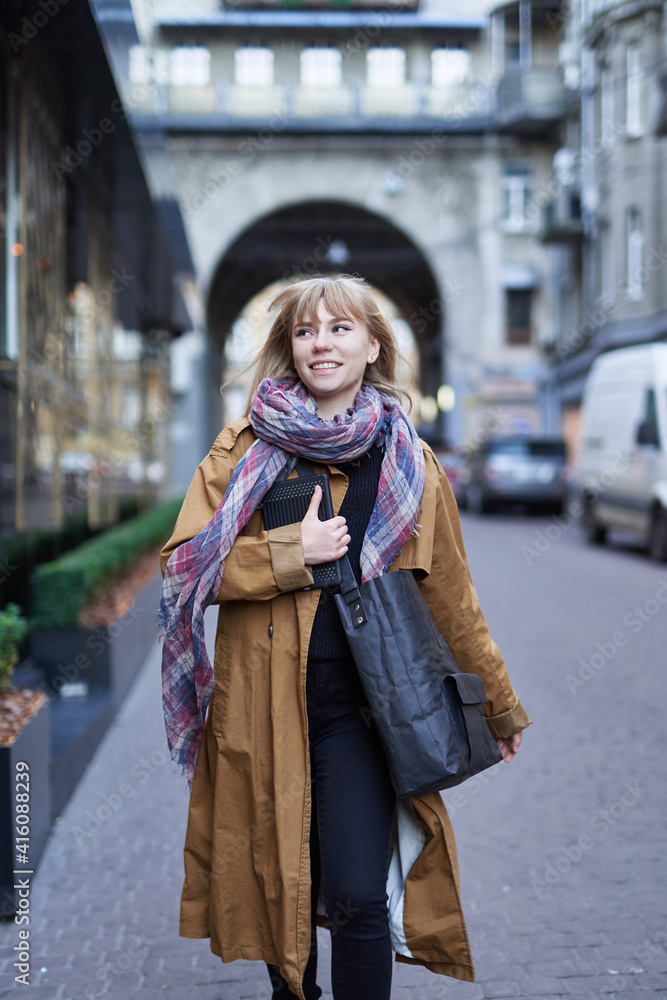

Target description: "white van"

left=575, top=343, right=667, bottom=562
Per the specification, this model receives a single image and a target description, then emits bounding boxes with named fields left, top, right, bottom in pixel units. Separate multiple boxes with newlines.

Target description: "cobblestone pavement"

left=1, top=512, right=666, bottom=999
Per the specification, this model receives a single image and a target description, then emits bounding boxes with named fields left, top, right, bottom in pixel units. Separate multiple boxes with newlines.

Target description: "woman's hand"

left=495, top=731, right=522, bottom=762
left=301, top=485, right=351, bottom=565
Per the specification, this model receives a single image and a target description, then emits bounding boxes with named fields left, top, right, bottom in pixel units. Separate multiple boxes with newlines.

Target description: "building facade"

left=0, top=0, right=191, bottom=541
left=542, top=0, right=667, bottom=463
left=98, top=0, right=572, bottom=449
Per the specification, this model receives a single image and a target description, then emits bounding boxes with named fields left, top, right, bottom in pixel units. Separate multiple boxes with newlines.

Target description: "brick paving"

left=1, top=514, right=666, bottom=999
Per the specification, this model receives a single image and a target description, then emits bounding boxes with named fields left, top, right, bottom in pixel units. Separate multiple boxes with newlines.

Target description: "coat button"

left=268, top=623, right=273, bottom=637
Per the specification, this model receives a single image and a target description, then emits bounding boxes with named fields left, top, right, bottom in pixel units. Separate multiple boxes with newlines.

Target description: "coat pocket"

left=209, top=630, right=231, bottom=737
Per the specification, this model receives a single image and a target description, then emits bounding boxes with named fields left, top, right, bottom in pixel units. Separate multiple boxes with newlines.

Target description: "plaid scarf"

left=157, top=378, right=425, bottom=788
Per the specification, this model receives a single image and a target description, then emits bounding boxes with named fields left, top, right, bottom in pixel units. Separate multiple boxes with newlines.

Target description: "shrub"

left=30, top=497, right=184, bottom=630
left=0, top=604, right=29, bottom=691
left=0, top=495, right=143, bottom=613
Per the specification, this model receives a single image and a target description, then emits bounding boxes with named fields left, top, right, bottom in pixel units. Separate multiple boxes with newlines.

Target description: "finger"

left=305, top=485, right=322, bottom=517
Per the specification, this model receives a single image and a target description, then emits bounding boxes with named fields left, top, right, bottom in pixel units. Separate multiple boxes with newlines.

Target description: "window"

left=129, top=45, right=151, bottom=85
left=636, top=388, right=660, bottom=447
left=300, top=47, right=342, bottom=88
left=367, top=47, right=405, bottom=88
left=431, top=48, right=471, bottom=87
left=505, top=39, right=521, bottom=68
left=626, top=42, right=643, bottom=137
left=120, top=387, right=142, bottom=429
left=234, top=46, right=274, bottom=87
left=128, top=45, right=169, bottom=85
left=499, top=163, right=534, bottom=231
left=626, top=207, right=644, bottom=301
left=600, top=66, right=615, bottom=144
left=169, top=47, right=211, bottom=87
left=598, top=221, right=613, bottom=300
left=506, top=289, right=532, bottom=344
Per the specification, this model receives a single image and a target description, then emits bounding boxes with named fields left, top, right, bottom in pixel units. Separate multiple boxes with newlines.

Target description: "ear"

left=367, top=336, right=381, bottom=364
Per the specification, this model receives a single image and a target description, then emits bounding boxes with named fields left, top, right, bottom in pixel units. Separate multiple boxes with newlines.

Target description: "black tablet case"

left=260, top=472, right=345, bottom=591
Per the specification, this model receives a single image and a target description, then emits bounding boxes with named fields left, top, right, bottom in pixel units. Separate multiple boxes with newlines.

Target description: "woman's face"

left=291, top=297, right=380, bottom=420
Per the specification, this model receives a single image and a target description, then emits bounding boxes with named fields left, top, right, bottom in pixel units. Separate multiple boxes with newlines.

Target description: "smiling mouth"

left=310, top=362, right=342, bottom=370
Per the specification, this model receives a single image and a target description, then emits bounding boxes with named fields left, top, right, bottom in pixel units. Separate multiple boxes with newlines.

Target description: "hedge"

left=0, top=495, right=143, bottom=614
left=30, top=496, right=185, bottom=630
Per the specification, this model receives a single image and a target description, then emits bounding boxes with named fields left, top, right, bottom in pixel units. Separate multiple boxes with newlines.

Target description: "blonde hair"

left=225, top=273, right=410, bottom=415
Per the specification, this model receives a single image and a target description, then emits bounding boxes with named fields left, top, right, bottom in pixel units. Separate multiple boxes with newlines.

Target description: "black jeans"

left=266, top=652, right=396, bottom=1000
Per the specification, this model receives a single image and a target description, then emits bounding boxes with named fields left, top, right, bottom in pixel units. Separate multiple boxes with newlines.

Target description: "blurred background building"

left=0, top=0, right=193, bottom=540
left=95, top=0, right=571, bottom=469
left=544, top=0, right=667, bottom=470
left=2, top=0, right=666, bottom=519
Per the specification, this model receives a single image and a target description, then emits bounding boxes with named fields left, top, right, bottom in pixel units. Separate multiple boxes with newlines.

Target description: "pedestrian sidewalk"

left=1, top=596, right=667, bottom=999
left=0, top=607, right=420, bottom=1000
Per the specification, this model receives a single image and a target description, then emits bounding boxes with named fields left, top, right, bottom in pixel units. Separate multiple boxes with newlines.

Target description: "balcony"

left=128, top=79, right=494, bottom=130
left=541, top=186, right=584, bottom=245
left=495, top=66, right=571, bottom=133
left=222, top=0, right=420, bottom=8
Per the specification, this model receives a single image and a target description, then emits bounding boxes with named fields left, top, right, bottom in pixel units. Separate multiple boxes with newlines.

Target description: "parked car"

left=458, top=435, right=568, bottom=514
left=433, top=447, right=465, bottom=502
left=575, top=343, right=667, bottom=562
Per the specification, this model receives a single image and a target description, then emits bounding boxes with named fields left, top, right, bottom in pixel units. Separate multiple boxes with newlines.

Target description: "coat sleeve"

left=416, top=452, right=532, bottom=740
left=159, top=432, right=314, bottom=602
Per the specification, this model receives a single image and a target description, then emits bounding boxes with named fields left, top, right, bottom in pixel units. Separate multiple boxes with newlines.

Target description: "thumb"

left=305, top=484, right=322, bottom=518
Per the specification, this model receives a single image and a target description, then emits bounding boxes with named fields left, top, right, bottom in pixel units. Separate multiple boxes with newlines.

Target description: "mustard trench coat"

left=159, top=417, right=532, bottom=1000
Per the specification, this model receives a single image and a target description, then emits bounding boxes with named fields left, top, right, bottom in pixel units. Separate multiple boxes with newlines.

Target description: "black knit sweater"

left=307, top=443, right=384, bottom=661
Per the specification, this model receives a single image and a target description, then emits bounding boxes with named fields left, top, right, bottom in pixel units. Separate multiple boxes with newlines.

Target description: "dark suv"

left=458, top=436, right=568, bottom=514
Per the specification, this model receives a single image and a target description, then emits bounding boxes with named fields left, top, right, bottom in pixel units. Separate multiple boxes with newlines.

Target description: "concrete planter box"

left=0, top=694, right=51, bottom=918
left=30, top=570, right=162, bottom=712
left=28, top=569, right=163, bottom=819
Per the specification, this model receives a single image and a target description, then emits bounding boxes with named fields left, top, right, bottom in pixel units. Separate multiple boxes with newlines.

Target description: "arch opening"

left=205, top=199, right=447, bottom=441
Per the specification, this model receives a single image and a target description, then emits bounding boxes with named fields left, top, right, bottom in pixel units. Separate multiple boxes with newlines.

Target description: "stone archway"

left=205, top=199, right=446, bottom=441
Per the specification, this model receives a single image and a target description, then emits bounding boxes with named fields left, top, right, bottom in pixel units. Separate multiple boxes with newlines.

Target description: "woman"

left=158, top=273, right=531, bottom=1000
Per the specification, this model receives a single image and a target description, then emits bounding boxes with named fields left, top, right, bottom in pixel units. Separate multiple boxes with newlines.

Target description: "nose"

left=312, top=327, right=333, bottom=350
